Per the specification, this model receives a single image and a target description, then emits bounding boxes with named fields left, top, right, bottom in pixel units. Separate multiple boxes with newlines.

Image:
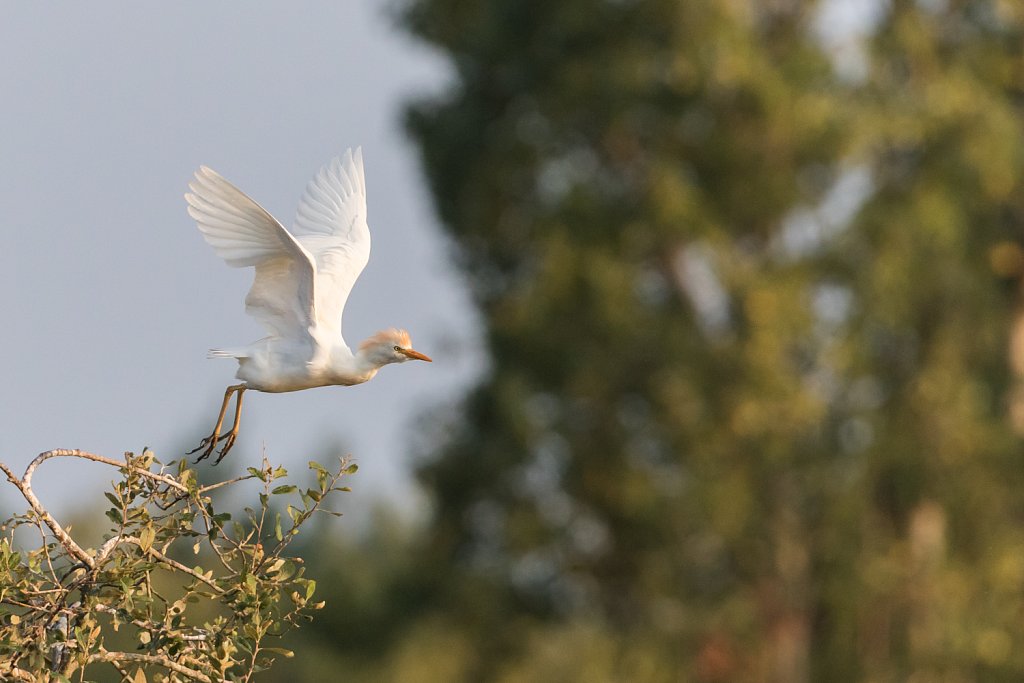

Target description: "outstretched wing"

left=186, top=166, right=318, bottom=341
left=291, top=148, right=371, bottom=346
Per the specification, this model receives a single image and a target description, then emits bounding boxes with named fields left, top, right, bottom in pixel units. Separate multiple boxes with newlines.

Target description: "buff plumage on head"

left=359, top=328, right=412, bottom=352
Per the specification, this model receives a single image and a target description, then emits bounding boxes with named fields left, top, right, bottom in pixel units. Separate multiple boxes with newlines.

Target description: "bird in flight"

left=185, top=148, right=431, bottom=463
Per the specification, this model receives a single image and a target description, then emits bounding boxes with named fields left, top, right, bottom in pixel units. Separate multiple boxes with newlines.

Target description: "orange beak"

left=400, top=348, right=433, bottom=362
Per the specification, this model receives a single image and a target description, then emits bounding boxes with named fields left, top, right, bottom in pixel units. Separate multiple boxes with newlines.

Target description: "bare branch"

left=0, top=462, right=95, bottom=569
left=23, top=449, right=188, bottom=493
left=0, top=449, right=195, bottom=571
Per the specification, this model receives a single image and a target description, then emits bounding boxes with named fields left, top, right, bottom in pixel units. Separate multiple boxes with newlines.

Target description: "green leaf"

left=277, top=560, right=296, bottom=581
left=272, top=485, right=298, bottom=495
left=138, top=525, right=155, bottom=553
left=343, top=463, right=359, bottom=475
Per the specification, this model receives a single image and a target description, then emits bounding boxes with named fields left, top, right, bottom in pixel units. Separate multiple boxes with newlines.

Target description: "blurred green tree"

left=398, top=1, right=856, bottom=679
left=277, top=1, right=1024, bottom=681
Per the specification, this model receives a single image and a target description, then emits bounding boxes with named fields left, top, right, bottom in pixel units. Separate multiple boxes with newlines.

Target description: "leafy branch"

left=0, top=448, right=355, bottom=682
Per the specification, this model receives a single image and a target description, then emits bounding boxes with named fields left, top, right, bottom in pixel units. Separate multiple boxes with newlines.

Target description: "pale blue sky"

left=0, top=3, right=482, bottom=518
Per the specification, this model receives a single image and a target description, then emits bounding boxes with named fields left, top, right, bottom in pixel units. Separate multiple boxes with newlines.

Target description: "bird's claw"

left=213, top=433, right=237, bottom=465
left=189, top=436, right=218, bottom=462
left=189, top=432, right=236, bottom=464
left=192, top=383, right=246, bottom=465
left=188, top=435, right=215, bottom=453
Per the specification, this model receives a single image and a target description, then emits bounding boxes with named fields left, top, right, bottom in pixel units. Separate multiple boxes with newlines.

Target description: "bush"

left=0, top=448, right=355, bottom=682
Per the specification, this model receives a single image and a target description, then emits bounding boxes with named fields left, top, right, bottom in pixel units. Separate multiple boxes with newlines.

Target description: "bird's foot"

left=213, top=431, right=238, bottom=465
left=189, top=431, right=233, bottom=463
left=192, top=383, right=247, bottom=465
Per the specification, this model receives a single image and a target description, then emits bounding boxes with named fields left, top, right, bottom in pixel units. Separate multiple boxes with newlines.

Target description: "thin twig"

left=93, top=603, right=209, bottom=642
left=0, top=597, right=53, bottom=614
left=197, top=504, right=240, bottom=574
left=120, top=536, right=224, bottom=594
left=88, top=650, right=213, bottom=683
left=269, top=457, right=348, bottom=560
left=199, top=472, right=258, bottom=494
left=109, top=659, right=131, bottom=682
left=35, top=516, right=62, bottom=589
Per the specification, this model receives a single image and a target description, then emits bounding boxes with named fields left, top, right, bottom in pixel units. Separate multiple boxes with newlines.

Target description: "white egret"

left=186, top=148, right=431, bottom=463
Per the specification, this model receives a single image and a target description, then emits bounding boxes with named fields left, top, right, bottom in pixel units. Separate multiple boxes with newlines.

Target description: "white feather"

left=292, top=148, right=371, bottom=340
left=187, top=149, right=431, bottom=463
left=186, top=149, right=370, bottom=351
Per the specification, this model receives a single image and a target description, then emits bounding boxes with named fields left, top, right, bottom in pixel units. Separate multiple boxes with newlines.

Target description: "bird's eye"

left=394, top=345, right=401, bottom=352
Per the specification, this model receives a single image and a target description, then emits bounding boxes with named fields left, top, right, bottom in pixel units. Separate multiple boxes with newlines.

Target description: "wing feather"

left=291, top=148, right=372, bottom=343
left=186, top=166, right=318, bottom=340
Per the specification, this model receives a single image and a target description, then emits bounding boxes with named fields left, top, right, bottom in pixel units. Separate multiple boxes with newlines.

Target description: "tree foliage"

left=0, top=449, right=354, bottom=682
left=346, top=0, right=1024, bottom=680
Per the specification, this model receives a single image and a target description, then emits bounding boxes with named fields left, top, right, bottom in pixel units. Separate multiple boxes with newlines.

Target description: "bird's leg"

left=213, top=386, right=246, bottom=465
left=189, top=385, right=236, bottom=461
left=190, top=384, right=246, bottom=462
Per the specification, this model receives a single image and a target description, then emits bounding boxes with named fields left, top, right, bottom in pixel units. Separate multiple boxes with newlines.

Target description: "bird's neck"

left=315, top=344, right=376, bottom=386
left=345, top=346, right=386, bottom=383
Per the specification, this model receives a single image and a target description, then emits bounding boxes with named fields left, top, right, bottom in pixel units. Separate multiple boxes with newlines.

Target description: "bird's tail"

left=207, top=347, right=248, bottom=360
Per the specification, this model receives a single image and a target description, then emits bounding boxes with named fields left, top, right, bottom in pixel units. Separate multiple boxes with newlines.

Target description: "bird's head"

left=358, top=328, right=432, bottom=367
